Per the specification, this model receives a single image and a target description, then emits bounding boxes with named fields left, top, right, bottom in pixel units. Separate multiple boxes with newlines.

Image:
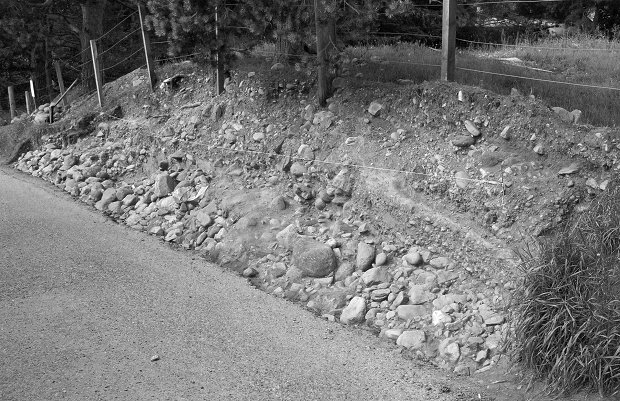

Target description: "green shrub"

left=513, top=179, right=620, bottom=396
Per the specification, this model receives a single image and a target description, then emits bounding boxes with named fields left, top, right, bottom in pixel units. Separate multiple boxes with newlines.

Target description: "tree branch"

left=48, top=13, right=80, bottom=34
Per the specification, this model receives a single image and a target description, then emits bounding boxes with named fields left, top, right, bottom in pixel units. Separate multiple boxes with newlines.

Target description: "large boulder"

left=293, top=238, right=337, bottom=278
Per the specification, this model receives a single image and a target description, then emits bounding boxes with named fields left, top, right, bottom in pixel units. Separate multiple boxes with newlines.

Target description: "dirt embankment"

left=6, top=58, right=620, bottom=398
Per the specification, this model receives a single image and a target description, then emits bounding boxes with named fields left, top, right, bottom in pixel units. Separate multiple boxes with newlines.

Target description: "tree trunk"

left=314, top=1, right=337, bottom=106
left=80, top=0, right=107, bottom=91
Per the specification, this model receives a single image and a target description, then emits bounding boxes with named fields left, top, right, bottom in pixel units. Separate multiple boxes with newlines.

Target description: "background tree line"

left=1, top=0, right=619, bottom=107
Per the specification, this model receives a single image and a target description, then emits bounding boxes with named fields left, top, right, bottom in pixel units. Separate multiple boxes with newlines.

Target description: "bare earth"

left=0, top=166, right=499, bottom=401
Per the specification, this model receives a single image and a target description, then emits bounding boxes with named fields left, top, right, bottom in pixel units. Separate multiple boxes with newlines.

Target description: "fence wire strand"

left=100, top=27, right=142, bottom=56
left=102, top=47, right=144, bottom=72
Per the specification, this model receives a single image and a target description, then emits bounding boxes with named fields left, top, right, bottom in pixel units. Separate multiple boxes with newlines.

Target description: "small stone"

left=150, top=355, right=160, bottom=362
left=533, top=144, right=545, bottom=155
left=384, top=328, right=403, bottom=340
left=252, top=132, right=265, bottom=141
left=356, top=242, right=375, bottom=271
left=429, top=256, right=451, bottom=269
left=270, top=195, right=287, bottom=211
left=485, top=333, right=502, bottom=350
left=396, top=330, right=426, bottom=349
left=375, top=252, right=387, bottom=266
left=586, top=178, right=598, bottom=189
left=464, top=120, right=480, bottom=137
left=340, top=296, right=366, bottom=324
left=153, top=173, right=177, bottom=198
left=479, top=305, right=505, bottom=326
left=451, top=135, right=475, bottom=147
left=475, top=349, right=488, bottom=363
left=289, top=162, right=307, bottom=177
left=454, top=171, right=469, bottom=189
left=403, top=252, right=423, bottom=266
left=334, top=261, right=355, bottom=281
left=558, top=163, right=580, bottom=175
left=396, top=304, right=427, bottom=320
left=499, top=126, right=511, bottom=140
left=361, top=267, right=390, bottom=286
left=371, top=288, right=391, bottom=301
left=408, top=285, right=433, bottom=305
left=432, top=310, right=453, bottom=325
left=368, top=101, right=383, bottom=116
left=439, top=340, right=460, bottom=363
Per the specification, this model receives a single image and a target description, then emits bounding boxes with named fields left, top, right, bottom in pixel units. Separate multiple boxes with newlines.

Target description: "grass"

left=512, top=179, right=620, bottom=396
left=340, top=37, right=620, bottom=127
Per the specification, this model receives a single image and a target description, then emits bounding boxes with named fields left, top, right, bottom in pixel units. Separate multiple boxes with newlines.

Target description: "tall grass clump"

left=514, top=179, right=620, bottom=396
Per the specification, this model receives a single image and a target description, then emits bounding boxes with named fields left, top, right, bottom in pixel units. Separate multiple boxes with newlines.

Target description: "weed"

left=512, top=179, right=620, bottom=397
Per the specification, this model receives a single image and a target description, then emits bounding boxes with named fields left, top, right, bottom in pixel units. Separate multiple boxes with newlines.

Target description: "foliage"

left=143, top=0, right=378, bottom=60
left=513, top=180, right=620, bottom=396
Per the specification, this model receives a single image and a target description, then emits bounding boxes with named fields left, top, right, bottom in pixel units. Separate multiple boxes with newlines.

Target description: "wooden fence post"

left=8, top=86, right=16, bottom=120
left=25, top=91, right=32, bottom=114
left=441, top=0, right=456, bottom=81
left=30, top=77, right=37, bottom=109
left=138, top=4, right=156, bottom=91
left=90, top=39, right=104, bottom=108
left=54, top=61, right=68, bottom=109
left=314, top=0, right=330, bottom=107
left=215, top=6, right=225, bottom=95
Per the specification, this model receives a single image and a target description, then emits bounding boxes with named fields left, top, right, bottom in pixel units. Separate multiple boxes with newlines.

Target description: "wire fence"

left=3, top=0, right=619, bottom=125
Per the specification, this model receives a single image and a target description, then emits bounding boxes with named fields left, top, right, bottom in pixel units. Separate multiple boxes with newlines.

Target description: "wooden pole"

left=54, top=61, right=68, bottom=109
left=441, top=0, right=456, bottom=81
left=44, top=38, right=54, bottom=104
left=215, top=6, right=225, bottom=95
left=25, top=91, right=32, bottom=114
left=90, top=39, right=104, bottom=108
left=52, top=79, right=78, bottom=109
left=30, top=77, right=37, bottom=109
left=314, top=0, right=330, bottom=107
left=8, top=86, right=16, bottom=120
left=138, top=4, right=156, bottom=91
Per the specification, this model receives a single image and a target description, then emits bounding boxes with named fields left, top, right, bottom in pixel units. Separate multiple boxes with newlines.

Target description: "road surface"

left=0, top=167, right=487, bottom=401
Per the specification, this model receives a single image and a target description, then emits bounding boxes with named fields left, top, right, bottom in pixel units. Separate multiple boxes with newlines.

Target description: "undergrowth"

left=513, top=179, right=620, bottom=397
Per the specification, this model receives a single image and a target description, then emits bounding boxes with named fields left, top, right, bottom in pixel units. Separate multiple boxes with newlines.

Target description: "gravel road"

left=0, top=167, right=488, bottom=401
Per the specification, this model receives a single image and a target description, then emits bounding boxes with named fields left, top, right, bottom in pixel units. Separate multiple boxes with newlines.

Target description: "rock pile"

left=15, top=132, right=509, bottom=376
